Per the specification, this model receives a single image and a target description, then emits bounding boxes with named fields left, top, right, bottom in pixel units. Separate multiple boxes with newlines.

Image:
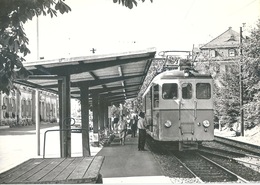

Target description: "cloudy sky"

left=24, top=0, right=260, bottom=61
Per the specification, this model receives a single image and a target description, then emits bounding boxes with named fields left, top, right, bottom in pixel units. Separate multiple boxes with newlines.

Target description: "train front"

left=143, top=53, right=214, bottom=151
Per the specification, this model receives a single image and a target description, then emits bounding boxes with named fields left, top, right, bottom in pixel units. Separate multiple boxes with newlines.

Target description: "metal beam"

left=74, top=74, right=145, bottom=87
left=109, top=94, right=138, bottom=104
left=70, top=83, right=142, bottom=95
left=108, top=93, right=137, bottom=102
left=35, top=65, right=51, bottom=75
left=42, top=74, right=144, bottom=88
left=102, top=89, right=138, bottom=97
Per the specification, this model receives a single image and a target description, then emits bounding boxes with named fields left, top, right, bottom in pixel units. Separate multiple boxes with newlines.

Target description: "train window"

left=162, top=83, right=178, bottom=99
left=196, top=83, right=211, bottom=99
left=153, top=85, right=159, bottom=107
left=182, top=83, right=192, bottom=99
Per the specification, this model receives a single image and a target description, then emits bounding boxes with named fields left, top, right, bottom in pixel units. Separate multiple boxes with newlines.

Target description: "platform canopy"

left=18, top=48, right=156, bottom=104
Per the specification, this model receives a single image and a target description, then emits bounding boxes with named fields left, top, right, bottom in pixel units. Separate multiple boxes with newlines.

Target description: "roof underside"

left=17, top=48, right=156, bottom=104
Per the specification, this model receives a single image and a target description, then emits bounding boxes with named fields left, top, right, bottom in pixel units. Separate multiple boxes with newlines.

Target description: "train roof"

left=143, top=69, right=212, bottom=97
left=153, top=69, right=212, bottom=81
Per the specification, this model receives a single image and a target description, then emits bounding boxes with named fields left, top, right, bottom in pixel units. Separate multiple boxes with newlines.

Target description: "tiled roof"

left=200, top=27, right=240, bottom=49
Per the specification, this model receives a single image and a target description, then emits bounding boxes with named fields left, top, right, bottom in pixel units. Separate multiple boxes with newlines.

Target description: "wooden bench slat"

left=0, top=159, right=44, bottom=183
left=12, top=159, right=53, bottom=183
left=26, top=158, right=64, bottom=182
left=0, top=156, right=104, bottom=184
left=53, top=157, right=83, bottom=182
left=0, top=159, right=34, bottom=179
left=39, top=158, right=74, bottom=182
left=67, top=157, right=93, bottom=180
left=83, top=156, right=104, bottom=180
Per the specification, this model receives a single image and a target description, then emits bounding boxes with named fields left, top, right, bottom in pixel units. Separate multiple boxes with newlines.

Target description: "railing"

left=42, top=117, right=87, bottom=158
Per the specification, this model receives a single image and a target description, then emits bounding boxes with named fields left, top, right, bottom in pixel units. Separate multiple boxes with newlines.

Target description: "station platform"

left=96, top=135, right=172, bottom=184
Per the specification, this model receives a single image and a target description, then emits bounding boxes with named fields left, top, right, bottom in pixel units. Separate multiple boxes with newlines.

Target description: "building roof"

left=16, top=48, right=156, bottom=104
left=200, top=27, right=240, bottom=49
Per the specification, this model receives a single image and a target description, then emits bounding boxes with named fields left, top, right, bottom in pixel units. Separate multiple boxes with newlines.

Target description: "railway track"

left=173, top=151, right=248, bottom=183
left=214, top=135, right=260, bottom=156
left=146, top=135, right=251, bottom=183
left=199, top=145, right=260, bottom=173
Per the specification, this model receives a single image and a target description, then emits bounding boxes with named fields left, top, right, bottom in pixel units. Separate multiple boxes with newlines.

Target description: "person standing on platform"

left=112, top=116, right=119, bottom=132
left=118, top=114, right=127, bottom=145
left=137, top=112, right=147, bottom=151
left=131, top=115, right=138, bottom=137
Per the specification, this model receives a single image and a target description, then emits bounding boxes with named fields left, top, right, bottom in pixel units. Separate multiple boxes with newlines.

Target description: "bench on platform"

left=0, top=156, right=104, bottom=184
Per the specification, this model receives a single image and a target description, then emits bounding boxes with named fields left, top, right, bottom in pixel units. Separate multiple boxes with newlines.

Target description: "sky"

left=23, top=0, right=260, bottom=61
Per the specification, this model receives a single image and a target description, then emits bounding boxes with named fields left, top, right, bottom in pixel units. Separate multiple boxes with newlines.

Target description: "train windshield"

left=162, top=83, right=178, bottom=99
left=196, top=83, right=211, bottom=99
left=182, top=83, right=192, bottom=99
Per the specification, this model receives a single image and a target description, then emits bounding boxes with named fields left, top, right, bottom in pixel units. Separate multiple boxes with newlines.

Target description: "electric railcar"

left=142, top=58, right=214, bottom=151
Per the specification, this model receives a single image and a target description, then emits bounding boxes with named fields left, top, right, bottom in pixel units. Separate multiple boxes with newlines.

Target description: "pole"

left=37, top=16, right=39, bottom=60
left=36, top=16, right=41, bottom=155
left=239, top=27, right=244, bottom=136
left=35, top=89, right=40, bottom=155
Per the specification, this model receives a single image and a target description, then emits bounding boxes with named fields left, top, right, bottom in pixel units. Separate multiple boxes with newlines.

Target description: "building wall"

left=0, top=85, right=58, bottom=126
left=200, top=48, right=239, bottom=59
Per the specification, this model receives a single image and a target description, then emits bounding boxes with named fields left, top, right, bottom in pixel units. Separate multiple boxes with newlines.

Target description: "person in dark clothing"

left=137, top=112, right=147, bottom=151
left=131, top=115, right=138, bottom=137
left=112, top=116, right=119, bottom=131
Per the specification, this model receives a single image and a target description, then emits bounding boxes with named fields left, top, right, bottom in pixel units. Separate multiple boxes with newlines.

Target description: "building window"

left=210, top=50, right=216, bottom=58
left=11, top=98, right=16, bottom=118
left=21, top=99, right=26, bottom=117
left=229, top=49, right=236, bottom=57
left=27, top=100, right=31, bottom=117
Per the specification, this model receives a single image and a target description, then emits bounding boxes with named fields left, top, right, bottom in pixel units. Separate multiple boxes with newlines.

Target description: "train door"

left=159, top=81, right=179, bottom=141
left=179, top=80, right=196, bottom=140
left=150, top=84, right=159, bottom=138
left=194, top=80, right=214, bottom=140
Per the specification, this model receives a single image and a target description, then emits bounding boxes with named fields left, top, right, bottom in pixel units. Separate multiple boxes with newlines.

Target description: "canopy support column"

left=99, top=96, right=105, bottom=131
left=58, top=76, right=71, bottom=158
left=92, top=94, right=99, bottom=147
left=80, top=86, right=91, bottom=156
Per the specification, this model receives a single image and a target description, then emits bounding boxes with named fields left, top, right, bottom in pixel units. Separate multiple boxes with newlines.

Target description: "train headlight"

left=164, top=120, right=172, bottom=128
left=184, top=71, right=189, bottom=77
left=202, top=120, right=210, bottom=128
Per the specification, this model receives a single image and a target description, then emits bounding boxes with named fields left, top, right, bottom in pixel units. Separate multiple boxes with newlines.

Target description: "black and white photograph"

left=0, top=0, right=259, bottom=184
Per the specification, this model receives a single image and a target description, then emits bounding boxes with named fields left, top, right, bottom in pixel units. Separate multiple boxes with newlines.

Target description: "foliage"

left=124, top=98, right=142, bottom=114
left=195, top=19, right=260, bottom=128
left=139, top=58, right=165, bottom=97
left=195, top=56, right=240, bottom=127
left=0, top=0, right=71, bottom=95
left=242, top=19, right=260, bottom=126
left=110, top=104, right=121, bottom=118
left=113, top=0, right=153, bottom=9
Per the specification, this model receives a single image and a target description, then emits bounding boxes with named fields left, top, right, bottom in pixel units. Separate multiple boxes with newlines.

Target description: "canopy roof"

left=18, top=48, right=156, bottom=104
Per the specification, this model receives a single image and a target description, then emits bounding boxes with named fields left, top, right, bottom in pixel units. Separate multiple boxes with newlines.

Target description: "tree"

left=0, top=0, right=153, bottom=95
left=0, top=0, right=71, bottom=95
left=194, top=56, right=240, bottom=128
left=242, top=19, right=260, bottom=127
left=113, top=0, right=153, bottom=9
